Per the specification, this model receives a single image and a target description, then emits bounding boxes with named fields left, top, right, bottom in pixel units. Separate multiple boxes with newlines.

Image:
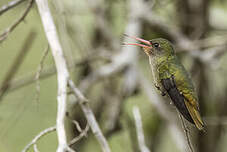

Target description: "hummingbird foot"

left=161, top=92, right=166, bottom=96
left=154, top=84, right=166, bottom=96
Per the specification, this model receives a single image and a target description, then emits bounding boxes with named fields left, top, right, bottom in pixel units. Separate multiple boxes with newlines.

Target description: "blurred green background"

left=1, top=0, right=227, bottom=152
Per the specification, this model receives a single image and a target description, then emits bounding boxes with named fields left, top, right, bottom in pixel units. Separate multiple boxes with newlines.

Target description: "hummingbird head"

left=123, top=35, right=174, bottom=58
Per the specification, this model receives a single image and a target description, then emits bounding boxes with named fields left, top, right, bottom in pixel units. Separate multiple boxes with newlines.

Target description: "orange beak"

left=123, top=34, right=152, bottom=49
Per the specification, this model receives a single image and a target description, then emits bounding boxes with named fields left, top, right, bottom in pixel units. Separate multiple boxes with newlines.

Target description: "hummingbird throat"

left=143, top=47, right=152, bottom=56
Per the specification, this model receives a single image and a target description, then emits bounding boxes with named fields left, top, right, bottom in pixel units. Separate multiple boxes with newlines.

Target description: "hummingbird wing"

left=161, top=75, right=204, bottom=130
left=161, top=76, right=194, bottom=124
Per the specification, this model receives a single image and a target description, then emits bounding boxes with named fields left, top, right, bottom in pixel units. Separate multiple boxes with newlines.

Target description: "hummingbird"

left=124, top=35, right=204, bottom=130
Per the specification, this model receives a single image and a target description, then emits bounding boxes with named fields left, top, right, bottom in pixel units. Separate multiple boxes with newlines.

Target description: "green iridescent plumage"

left=125, top=36, right=204, bottom=130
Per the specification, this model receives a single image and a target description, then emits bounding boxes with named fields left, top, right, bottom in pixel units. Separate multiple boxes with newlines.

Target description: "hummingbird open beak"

left=123, top=34, right=152, bottom=49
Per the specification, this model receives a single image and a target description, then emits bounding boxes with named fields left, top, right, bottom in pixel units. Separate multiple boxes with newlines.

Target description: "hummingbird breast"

left=148, top=56, right=160, bottom=85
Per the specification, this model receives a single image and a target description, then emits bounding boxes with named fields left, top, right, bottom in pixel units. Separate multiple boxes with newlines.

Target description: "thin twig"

left=34, top=45, right=49, bottom=104
left=66, top=116, right=90, bottom=146
left=33, top=144, right=39, bottom=152
left=69, top=123, right=90, bottom=146
left=133, top=106, right=151, bottom=152
left=71, top=120, right=83, bottom=133
left=178, top=113, right=194, bottom=152
left=21, top=126, right=56, bottom=152
left=2, top=53, right=103, bottom=94
left=68, top=79, right=111, bottom=152
left=0, top=0, right=34, bottom=42
left=35, top=0, right=72, bottom=151
left=0, top=31, right=36, bottom=101
left=0, top=0, right=26, bottom=16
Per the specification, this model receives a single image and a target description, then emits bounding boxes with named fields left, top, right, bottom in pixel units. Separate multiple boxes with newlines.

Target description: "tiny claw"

left=161, top=92, right=166, bottom=96
left=154, top=84, right=166, bottom=96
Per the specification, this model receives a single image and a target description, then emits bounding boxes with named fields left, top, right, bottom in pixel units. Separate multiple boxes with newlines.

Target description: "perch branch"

left=178, top=113, right=194, bottom=152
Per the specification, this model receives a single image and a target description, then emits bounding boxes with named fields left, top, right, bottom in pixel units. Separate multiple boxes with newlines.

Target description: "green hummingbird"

left=124, top=35, right=204, bottom=130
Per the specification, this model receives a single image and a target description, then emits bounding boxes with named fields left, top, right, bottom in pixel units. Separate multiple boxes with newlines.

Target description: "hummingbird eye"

left=153, top=42, right=159, bottom=48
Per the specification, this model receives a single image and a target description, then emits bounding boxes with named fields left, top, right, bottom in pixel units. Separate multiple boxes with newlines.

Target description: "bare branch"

left=71, top=120, right=83, bottom=133
left=35, top=0, right=72, bottom=151
left=68, top=79, right=111, bottom=152
left=21, top=126, right=56, bottom=152
left=0, top=0, right=26, bottom=16
left=0, top=31, right=36, bottom=101
left=66, top=115, right=90, bottom=146
left=33, top=144, right=39, bottom=152
left=69, top=123, right=90, bottom=146
left=5, top=53, right=103, bottom=94
left=34, top=45, right=49, bottom=103
left=178, top=113, right=194, bottom=152
left=0, top=0, right=34, bottom=42
left=133, top=106, right=151, bottom=152
left=35, top=1, right=111, bottom=151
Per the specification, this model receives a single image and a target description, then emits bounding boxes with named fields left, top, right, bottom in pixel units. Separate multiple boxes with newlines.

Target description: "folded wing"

left=161, top=76, right=204, bottom=130
left=161, top=76, right=194, bottom=124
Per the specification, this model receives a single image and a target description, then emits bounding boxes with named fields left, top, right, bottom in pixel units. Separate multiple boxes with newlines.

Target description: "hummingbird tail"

left=185, top=101, right=205, bottom=131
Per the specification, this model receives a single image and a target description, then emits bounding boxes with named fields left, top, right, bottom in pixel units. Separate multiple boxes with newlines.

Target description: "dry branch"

left=0, top=31, right=36, bottom=101
left=69, top=123, right=89, bottom=146
left=34, top=45, right=49, bottom=103
left=35, top=0, right=72, bottom=151
left=0, top=0, right=34, bottom=42
left=178, top=113, right=194, bottom=152
left=22, top=126, right=56, bottom=152
left=4, top=53, right=103, bottom=94
left=68, top=79, right=111, bottom=152
left=33, top=144, right=39, bottom=152
left=35, top=0, right=111, bottom=151
left=133, top=106, right=151, bottom=152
